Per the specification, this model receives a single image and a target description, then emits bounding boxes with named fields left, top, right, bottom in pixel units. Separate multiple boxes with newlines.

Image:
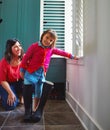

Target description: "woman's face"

left=11, top=41, right=22, bottom=57
left=42, top=33, right=55, bottom=47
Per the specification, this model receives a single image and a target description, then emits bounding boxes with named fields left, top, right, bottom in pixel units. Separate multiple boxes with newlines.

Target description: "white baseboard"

left=66, top=91, right=103, bottom=130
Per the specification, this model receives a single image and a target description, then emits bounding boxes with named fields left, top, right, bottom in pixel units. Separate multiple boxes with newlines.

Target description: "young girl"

left=20, top=29, right=78, bottom=122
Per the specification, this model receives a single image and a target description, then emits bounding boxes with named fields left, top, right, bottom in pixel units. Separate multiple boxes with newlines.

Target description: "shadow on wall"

left=0, top=1, right=3, bottom=23
left=0, top=18, right=3, bottom=23
left=84, top=43, right=97, bottom=55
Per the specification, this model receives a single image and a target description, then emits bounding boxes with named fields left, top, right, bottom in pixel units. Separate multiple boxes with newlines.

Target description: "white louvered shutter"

left=73, top=0, right=84, bottom=57
left=40, top=0, right=65, bottom=50
left=40, top=0, right=84, bottom=57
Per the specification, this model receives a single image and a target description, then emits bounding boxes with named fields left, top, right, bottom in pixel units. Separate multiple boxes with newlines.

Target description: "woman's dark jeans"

left=0, top=80, right=23, bottom=111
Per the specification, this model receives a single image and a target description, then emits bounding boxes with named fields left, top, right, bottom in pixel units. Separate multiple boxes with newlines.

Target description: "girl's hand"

left=20, top=72, right=24, bottom=79
left=70, top=55, right=79, bottom=60
left=74, top=56, right=79, bottom=60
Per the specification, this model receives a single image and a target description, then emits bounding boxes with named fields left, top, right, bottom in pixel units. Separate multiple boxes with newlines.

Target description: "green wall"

left=0, top=0, right=66, bottom=84
left=46, top=58, right=66, bottom=83
left=0, top=0, right=40, bottom=59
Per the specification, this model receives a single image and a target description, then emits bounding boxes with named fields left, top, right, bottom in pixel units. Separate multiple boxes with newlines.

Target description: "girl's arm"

left=52, top=48, right=74, bottom=59
left=20, top=68, right=26, bottom=79
left=20, top=43, right=35, bottom=69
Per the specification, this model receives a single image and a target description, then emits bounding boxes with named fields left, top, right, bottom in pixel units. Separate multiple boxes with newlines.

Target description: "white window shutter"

left=41, top=0, right=65, bottom=50
left=40, top=0, right=84, bottom=57
left=73, top=0, right=84, bottom=57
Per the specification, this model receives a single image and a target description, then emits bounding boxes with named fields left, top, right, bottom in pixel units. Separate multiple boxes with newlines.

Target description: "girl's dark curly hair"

left=40, top=29, right=57, bottom=48
left=4, top=39, right=24, bottom=63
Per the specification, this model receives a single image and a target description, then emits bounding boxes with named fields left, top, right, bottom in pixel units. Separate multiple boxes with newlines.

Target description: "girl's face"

left=42, top=33, right=55, bottom=47
left=11, top=41, right=22, bottom=57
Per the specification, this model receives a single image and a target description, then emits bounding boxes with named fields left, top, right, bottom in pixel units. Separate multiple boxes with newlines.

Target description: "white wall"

left=66, top=0, right=110, bottom=130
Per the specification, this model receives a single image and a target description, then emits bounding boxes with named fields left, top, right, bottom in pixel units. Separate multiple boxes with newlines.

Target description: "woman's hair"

left=4, top=38, right=24, bottom=63
left=40, top=29, right=57, bottom=48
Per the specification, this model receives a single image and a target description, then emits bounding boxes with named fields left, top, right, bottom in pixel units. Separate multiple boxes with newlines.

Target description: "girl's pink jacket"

left=20, top=42, right=72, bottom=73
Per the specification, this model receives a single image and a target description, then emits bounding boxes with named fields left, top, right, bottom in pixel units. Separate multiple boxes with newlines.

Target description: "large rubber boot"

left=32, top=81, right=54, bottom=122
left=23, top=85, right=34, bottom=122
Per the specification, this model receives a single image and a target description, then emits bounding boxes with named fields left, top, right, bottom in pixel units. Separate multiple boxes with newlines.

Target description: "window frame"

left=40, top=0, right=84, bottom=58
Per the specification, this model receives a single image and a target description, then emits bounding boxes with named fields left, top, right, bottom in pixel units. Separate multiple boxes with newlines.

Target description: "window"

left=40, top=0, right=65, bottom=50
left=73, top=0, right=84, bottom=57
left=40, top=0, right=84, bottom=57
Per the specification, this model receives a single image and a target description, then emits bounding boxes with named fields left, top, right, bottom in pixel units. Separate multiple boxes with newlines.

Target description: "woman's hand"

left=7, top=93, right=16, bottom=106
left=1, top=81, right=16, bottom=106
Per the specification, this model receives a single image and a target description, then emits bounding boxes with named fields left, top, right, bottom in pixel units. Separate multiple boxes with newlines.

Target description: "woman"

left=0, top=39, right=24, bottom=111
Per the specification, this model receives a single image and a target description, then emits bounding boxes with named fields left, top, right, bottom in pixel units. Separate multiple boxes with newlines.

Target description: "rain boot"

left=32, top=81, right=54, bottom=122
left=23, top=84, right=34, bottom=122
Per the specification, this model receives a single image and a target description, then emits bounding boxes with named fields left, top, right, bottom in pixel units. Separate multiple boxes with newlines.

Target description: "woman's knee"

left=2, top=100, right=18, bottom=111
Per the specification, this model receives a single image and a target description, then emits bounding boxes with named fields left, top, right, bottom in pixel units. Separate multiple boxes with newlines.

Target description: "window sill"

left=52, top=55, right=64, bottom=58
left=66, top=57, right=85, bottom=66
